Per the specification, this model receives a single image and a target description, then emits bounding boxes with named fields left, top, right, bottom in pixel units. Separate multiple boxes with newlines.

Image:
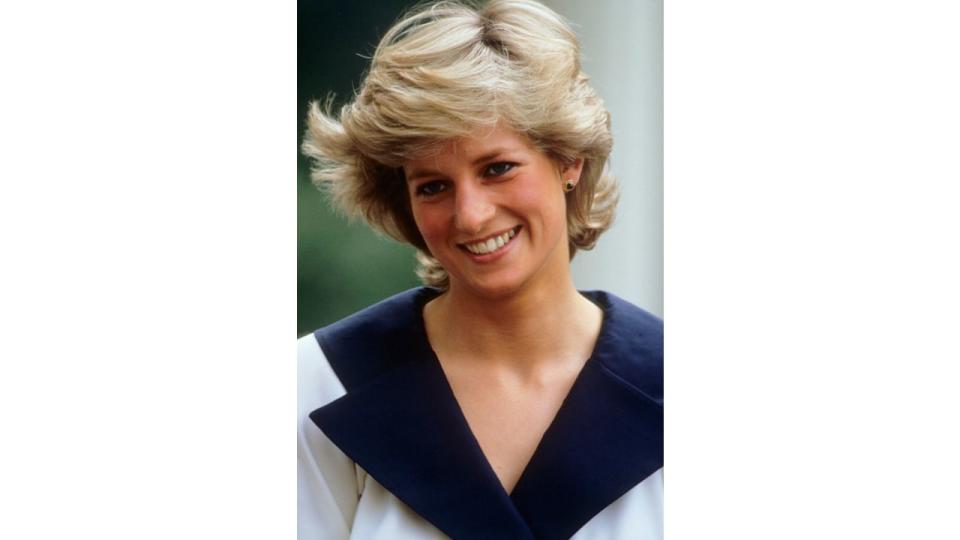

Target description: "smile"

left=460, top=226, right=520, bottom=255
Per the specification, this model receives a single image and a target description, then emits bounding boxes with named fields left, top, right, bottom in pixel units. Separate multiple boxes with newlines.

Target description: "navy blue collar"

left=310, top=288, right=662, bottom=540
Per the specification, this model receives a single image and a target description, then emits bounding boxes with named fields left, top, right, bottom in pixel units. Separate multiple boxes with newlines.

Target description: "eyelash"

left=484, top=161, right=516, bottom=177
left=415, top=181, right=448, bottom=197
left=413, top=162, right=518, bottom=198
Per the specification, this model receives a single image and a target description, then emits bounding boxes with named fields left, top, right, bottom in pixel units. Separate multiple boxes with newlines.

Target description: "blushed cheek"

left=411, top=209, right=446, bottom=250
left=513, top=184, right=567, bottom=226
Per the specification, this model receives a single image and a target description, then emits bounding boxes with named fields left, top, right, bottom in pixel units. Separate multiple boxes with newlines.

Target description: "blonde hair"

left=302, top=0, right=618, bottom=288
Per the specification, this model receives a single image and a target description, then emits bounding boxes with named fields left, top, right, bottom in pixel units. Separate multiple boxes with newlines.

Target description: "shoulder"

left=310, top=287, right=440, bottom=392
left=583, top=290, right=663, bottom=404
left=298, top=333, right=346, bottom=415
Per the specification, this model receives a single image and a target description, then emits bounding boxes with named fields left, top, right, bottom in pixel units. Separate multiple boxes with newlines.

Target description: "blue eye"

left=485, top=162, right=515, bottom=177
left=415, top=180, right=448, bottom=197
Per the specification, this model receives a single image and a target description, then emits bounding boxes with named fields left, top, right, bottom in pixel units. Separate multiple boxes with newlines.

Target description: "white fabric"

left=298, top=334, right=663, bottom=539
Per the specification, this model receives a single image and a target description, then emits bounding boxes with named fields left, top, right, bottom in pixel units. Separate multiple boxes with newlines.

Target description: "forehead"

left=404, top=124, right=536, bottom=170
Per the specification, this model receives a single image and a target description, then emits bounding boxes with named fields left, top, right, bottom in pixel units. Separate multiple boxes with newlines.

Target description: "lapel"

left=509, top=291, right=663, bottom=539
left=309, top=288, right=662, bottom=540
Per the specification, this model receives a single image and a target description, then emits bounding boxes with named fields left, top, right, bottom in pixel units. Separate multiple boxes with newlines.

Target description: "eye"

left=484, top=162, right=516, bottom=177
left=414, top=180, right=448, bottom=198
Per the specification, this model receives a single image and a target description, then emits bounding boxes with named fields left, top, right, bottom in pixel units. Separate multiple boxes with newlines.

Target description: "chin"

left=451, top=271, right=531, bottom=300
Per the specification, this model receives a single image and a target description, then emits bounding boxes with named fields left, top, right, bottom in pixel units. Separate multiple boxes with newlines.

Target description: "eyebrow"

left=405, top=148, right=515, bottom=182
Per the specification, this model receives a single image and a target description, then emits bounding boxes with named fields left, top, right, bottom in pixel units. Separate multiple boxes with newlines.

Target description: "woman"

left=298, top=1, right=662, bottom=538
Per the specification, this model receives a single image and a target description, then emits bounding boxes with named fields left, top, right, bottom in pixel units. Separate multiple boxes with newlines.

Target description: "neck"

left=424, top=275, right=602, bottom=374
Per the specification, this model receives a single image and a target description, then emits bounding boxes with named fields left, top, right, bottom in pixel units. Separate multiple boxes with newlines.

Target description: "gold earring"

left=563, top=179, right=576, bottom=192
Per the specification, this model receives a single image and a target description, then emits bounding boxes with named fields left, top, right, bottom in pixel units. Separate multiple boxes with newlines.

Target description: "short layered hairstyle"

left=302, top=0, right=619, bottom=288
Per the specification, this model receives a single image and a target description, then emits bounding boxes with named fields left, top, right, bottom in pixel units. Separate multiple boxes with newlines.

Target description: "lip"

left=458, top=225, right=521, bottom=263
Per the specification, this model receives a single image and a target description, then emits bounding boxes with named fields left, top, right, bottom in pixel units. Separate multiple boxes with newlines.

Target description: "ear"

left=561, top=158, right=585, bottom=183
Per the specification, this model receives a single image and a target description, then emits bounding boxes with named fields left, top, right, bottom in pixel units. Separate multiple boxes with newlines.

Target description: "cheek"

left=511, top=180, right=567, bottom=227
left=410, top=204, right=448, bottom=245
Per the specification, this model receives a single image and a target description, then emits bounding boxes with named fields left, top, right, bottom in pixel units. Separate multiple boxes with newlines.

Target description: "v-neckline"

left=414, top=289, right=608, bottom=498
left=310, top=286, right=663, bottom=540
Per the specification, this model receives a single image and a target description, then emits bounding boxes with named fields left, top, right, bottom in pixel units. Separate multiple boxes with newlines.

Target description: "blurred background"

left=298, top=0, right=662, bottom=336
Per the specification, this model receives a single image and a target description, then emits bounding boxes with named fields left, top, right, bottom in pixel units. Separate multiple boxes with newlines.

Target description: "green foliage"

left=298, top=0, right=422, bottom=336
left=297, top=174, right=419, bottom=336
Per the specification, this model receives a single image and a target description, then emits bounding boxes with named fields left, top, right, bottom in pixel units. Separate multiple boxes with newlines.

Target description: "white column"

left=546, top=0, right=663, bottom=316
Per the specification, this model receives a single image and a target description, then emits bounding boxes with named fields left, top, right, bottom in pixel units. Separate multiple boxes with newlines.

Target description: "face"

left=403, top=125, right=583, bottom=299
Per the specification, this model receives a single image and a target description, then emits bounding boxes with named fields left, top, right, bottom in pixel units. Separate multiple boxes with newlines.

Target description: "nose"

left=453, top=181, right=494, bottom=234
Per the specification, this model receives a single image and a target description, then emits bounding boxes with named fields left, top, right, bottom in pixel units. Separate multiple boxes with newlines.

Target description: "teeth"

left=464, top=228, right=517, bottom=255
